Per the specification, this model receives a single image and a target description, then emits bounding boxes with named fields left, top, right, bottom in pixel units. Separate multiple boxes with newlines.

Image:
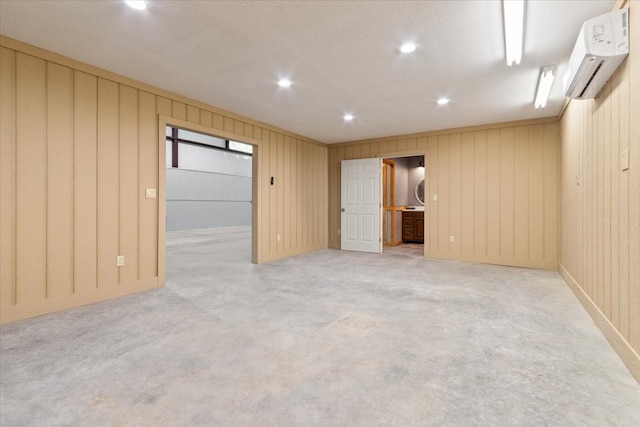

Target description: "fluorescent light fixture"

left=534, top=65, right=556, bottom=108
left=503, top=0, right=524, bottom=66
left=125, top=0, right=147, bottom=10
left=277, top=78, right=292, bottom=88
left=343, top=114, right=354, bottom=121
left=436, top=97, right=450, bottom=105
left=400, top=42, right=418, bottom=53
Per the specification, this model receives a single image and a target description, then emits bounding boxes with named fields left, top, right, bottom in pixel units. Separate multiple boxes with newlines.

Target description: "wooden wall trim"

left=0, top=277, right=158, bottom=324
left=0, top=35, right=325, bottom=148
left=559, top=264, right=640, bottom=383
left=332, top=117, right=558, bottom=148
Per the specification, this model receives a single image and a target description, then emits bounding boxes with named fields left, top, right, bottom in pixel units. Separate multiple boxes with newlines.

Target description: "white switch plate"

left=433, top=195, right=438, bottom=202
left=145, top=188, right=157, bottom=199
left=621, top=149, right=629, bottom=171
left=116, top=255, right=125, bottom=267
left=277, top=234, right=281, bottom=242
left=449, top=235, right=455, bottom=243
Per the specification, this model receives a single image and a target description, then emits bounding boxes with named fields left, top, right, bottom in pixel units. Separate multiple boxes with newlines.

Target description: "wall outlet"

left=145, top=188, right=157, bottom=199
left=116, top=255, right=125, bottom=267
left=449, top=235, right=455, bottom=243
left=433, top=195, right=438, bottom=202
left=277, top=234, right=281, bottom=242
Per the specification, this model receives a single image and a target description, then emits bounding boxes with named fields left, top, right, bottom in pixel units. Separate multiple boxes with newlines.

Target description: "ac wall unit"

left=563, top=7, right=629, bottom=100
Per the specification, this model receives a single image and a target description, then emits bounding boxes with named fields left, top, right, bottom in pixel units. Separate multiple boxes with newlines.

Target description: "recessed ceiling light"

left=277, top=78, right=292, bottom=88
left=437, top=97, right=450, bottom=105
left=125, top=0, right=147, bottom=10
left=343, top=114, right=354, bottom=121
left=399, top=42, right=418, bottom=53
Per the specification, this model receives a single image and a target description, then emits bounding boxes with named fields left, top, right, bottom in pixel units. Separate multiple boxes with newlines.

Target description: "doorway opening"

left=382, top=155, right=426, bottom=257
left=163, top=124, right=255, bottom=284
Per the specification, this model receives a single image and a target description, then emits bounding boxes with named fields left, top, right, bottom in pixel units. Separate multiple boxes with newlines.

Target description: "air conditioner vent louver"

left=578, top=60, right=604, bottom=98
left=563, top=7, right=629, bottom=100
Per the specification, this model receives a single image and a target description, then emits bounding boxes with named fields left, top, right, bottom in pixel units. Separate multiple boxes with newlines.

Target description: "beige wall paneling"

left=138, top=91, right=158, bottom=281
left=461, top=132, right=475, bottom=255
left=16, top=53, right=47, bottom=304
left=629, top=0, right=640, bottom=355
left=543, top=123, right=559, bottom=265
left=513, top=126, right=529, bottom=261
left=0, top=47, right=16, bottom=307
left=46, top=63, right=74, bottom=299
left=499, top=127, right=515, bottom=258
left=283, top=136, right=291, bottom=253
left=485, top=129, right=501, bottom=259
left=119, top=85, right=139, bottom=285
left=472, top=131, right=487, bottom=257
left=449, top=134, right=462, bottom=254
left=73, top=71, right=98, bottom=294
left=528, top=125, right=544, bottom=262
left=277, top=134, right=285, bottom=253
left=437, top=135, right=451, bottom=254
left=558, top=0, right=639, bottom=382
left=97, top=78, right=120, bottom=290
left=172, top=101, right=186, bottom=121
left=1, top=38, right=328, bottom=323
left=328, top=119, right=558, bottom=269
left=186, top=105, right=199, bottom=124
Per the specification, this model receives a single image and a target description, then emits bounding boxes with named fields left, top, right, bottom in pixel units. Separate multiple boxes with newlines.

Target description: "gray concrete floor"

left=1, top=226, right=639, bottom=426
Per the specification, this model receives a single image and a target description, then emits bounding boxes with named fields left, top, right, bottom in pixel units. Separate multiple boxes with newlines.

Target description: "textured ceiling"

left=0, top=0, right=615, bottom=143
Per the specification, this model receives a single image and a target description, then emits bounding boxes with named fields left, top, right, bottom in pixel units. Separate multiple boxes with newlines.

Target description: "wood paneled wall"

left=0, top=37, right=327, bottom=324
left=328, top=119, right=559, bottom=270
left=558, top=0, right=639, bottom=380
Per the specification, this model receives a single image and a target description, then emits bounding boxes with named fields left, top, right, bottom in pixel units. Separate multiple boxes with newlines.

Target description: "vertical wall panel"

left=118, top=86, right=139, bottom=284
left=138, top=91, right=157, bottom=280
left=513, top=126, right=529, bottom=261
left=283, top=136, right=291, bottom=252
left=327, top=119, right=557, bottom=270
left=46, top=63, right=74, bottom=298
left=461, top=133, right=474, bottom=255
left=559, top=1, right=639, bottom=381
left=16, top=53, right=47, bottom=304
left=1, top=39, right=328, bottom=323
left=449, top=134, right=461, bottom=253
left=486, top=129, right=501, bottom=258
left=437, top=136, right=450, bottom=253
left=97, top=78, right=119, bottom=289
left=499, top=128, right=515, bottom=258
left=73, top=71, right=98, bottom=294
left=472, top=131, right=487, bottom=257
left=528, top=125, right=544, bottom=261
left=0, top=47, right=16, bottom=306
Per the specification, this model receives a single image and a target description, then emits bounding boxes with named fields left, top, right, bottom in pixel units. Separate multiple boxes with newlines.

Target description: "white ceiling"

left=0, top=0, right=615, bottom=144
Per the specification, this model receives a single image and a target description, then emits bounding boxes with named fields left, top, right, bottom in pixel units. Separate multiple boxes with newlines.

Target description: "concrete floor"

left=1, top=226, right=639, bottom=426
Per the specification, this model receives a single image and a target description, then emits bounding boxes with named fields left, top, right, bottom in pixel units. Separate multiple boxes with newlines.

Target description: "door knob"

left=341, top=208, right=345, bottom=212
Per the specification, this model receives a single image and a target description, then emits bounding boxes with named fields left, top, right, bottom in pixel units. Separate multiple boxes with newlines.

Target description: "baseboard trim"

left=0, top=277, right=160, bottom=325
left=559, top=264, right=640, bottom=383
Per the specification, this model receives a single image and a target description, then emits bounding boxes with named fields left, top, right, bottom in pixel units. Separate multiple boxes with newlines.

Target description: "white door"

left=341, top=158, right=382, bottom=253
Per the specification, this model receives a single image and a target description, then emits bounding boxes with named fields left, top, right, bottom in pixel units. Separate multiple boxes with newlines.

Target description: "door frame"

left=157, top=115, right=262, bottom=286
left=377, top=149, right=429, bottom=259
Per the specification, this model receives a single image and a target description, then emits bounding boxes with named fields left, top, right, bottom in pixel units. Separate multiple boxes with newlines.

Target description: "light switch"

left=433, top=195, right=438, bottom=202
left=621, top=149, right=629, bottom=171
left=116, top=255, right=125, bottom=267
left=145, top=188, right=157, bottom=199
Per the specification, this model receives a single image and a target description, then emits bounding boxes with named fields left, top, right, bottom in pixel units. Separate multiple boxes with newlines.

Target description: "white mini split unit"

left=563, top=7, right=629, bottom=100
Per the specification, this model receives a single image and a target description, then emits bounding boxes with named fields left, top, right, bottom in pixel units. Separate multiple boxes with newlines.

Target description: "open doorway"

left=163, top=124, right=255, bottom=276
left=382, top=155, right=426, bottom=257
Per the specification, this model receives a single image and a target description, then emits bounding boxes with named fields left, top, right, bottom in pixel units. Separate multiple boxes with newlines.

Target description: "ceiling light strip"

left=503, top=0, right=524, bottom=66
left=534, top=65, right=556, bottom=108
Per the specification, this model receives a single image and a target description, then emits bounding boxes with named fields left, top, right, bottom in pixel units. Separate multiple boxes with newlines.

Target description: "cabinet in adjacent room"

left=402, top=210, right=424, bottom=243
